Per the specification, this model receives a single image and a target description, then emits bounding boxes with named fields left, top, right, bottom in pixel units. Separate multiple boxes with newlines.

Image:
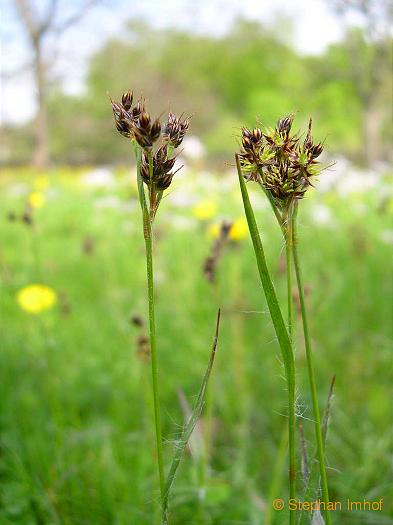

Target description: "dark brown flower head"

left=277, top=114, right=294, bottom=136
left=241, top=127, right=262, bottom=147
left=111, top=90, right=190, bottom=217
left=303, top=119, right=324, bottom=159
left=164, top=112, right=190, bottom=148
left=111, top=101, right=132, bottom=138
left=140, top=148, right=180, bottom=191
left=139, top=112, right=151, bottom=130
left=132, top=100, right=144, bottom=120
left=111, top=93, right=152, bottom=146
left=252, top=127, right=263, bottom=143
left=132, top=111, right=161, bottom=150
left=121, top=90, right=133, bottom=111
left=242, top=134, right=252, bottom=151
left=239, top=126, right=275, bottom=181
left=238, top=114, right=326, bottom=209
left=150, top=119, right=161, bottom=142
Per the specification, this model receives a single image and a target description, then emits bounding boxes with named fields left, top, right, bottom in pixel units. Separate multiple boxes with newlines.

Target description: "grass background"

left=0, top=166, right=392, bottom=524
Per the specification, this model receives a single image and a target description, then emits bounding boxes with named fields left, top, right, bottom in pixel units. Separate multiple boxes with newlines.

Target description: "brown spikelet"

left=238, top=114, right=325, bottom=209
left=203, top=221, right=232, bottom=283
left=110, top=89, right=190, bottom=215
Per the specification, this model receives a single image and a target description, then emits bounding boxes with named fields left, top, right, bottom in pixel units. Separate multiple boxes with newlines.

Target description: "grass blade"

left=162, top=309, right=221, bottom=524
left=322, top=374, right=336, bottom=445
left=299, top=420, right=310, bottom=488
left=235, top=155, right=294, bottom=376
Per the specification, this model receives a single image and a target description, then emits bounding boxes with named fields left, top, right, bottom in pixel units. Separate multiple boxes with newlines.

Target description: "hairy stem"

left=291, top=205, right=331, bottom=525
left=236, top=156, right=296, bottom=524
left=285, top=207, right=296, bottom=525
left=285, top=208, right=294, bottom=342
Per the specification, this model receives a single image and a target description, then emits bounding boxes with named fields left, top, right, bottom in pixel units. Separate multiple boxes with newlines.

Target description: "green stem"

left=144, top=215, right=165, bottom=506
left=291, top=204, right=331, bottom=525
left=135, top=145, right=165, bottom=513
left=284, top=208, right=294, bottom=343
left=285, top=208, right=296, bottom=525
left=235, top=156, right=296, bottom=524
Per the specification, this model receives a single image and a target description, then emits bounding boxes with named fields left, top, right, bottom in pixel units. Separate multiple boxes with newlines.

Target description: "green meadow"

left=1, top=167, right=392, bottom=524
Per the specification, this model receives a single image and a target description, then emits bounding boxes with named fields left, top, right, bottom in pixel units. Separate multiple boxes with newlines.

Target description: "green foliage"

left=0, top=168, right=392, bottom=523
left=3, top=19, right=391, bottom=166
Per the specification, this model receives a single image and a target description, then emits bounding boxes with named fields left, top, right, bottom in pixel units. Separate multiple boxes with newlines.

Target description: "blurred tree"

left=326, top=0, right=393, bottom=164
left=11, top=0, right=103, bottom=168
left=2, top=17, right=391, bottom=166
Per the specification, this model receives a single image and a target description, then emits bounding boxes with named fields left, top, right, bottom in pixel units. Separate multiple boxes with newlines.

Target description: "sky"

left=0, top=0, right=359, bottom=125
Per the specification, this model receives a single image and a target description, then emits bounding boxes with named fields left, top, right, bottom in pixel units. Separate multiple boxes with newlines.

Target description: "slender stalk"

left=286, top=241, right=293, bottom=342
left=284, top=206, right=294, bottom=342
left=291, top=204, right=331, bottom=525
left=235, top=155, right=296, bottom=524
left=162, top=310, right=221, bottom=524
left=284, top=206, right=296, bottom=524
left=144, top=214, right=165, bottom=505
left=136, top=146, right=165, bottom=511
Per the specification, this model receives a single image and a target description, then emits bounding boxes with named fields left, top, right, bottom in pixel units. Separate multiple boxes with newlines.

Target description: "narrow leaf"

left=299, top=421, right=310, bottom=487
left=235, top=155, right=294, bottom=377
left=162, top=309, right=221, bottom=523
left=322, top=374, right=336, bottom=446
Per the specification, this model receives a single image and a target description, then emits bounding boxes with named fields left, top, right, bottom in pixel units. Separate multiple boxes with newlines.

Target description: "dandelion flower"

left=34, top=176, right=49, bottom=191
left=208, top=222, right=221, bottom=239
left=17, top=284, right=57, bottom=314
left=229, top=217, right=248, bottom=241
left=28, top=191, right=45, bottom=209
left=192, top=200, right=217, bottom=220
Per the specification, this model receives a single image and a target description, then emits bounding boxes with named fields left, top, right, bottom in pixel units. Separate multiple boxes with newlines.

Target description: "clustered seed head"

left=239, top=115, right=324, bottom=208
left=140, top=144, right=180, bottom=191
left=111, top=90, right=190, bottom=194
left=163, top=112, right=190, bottom=148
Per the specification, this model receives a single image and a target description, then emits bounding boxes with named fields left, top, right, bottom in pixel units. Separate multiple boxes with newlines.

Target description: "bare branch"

left=13, top=0, right=40, bottom=42
left=39, top=0, right=59, bottom=36
left=13, top=0, right=102, bottom=41
left=54, top=0, right=102, bottom=35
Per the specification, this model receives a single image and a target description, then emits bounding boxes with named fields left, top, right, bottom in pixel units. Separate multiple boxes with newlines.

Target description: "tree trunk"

left=363, top=104, right=382, bottom=167
left=32, top=42, right=49, bottom=169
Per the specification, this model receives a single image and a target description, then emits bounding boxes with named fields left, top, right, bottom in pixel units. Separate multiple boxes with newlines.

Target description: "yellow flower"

left=229, top=217, right=248, bottom=241
left=28, top=191, right=45, bottom=209
left=192, top=200, right=217, bottom=220
left=17, top=284, right=57, bottom=314
left=34, top=176, right=49, bottom=191
left=208, top=222, right=220, bottom=239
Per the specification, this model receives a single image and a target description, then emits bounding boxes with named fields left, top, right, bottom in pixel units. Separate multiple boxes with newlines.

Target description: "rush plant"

left=236, top=115, right=331, bottom=525
left=111, top=90, right=220, bottom=524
